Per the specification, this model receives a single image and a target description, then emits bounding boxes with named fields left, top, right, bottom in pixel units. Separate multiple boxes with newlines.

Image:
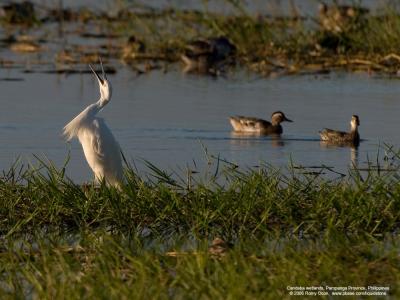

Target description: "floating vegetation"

left=0, top=1, right=37, bottom=26
left=9, top=40, right=42, bottom=53
left=1, top=1, right=400, bottom=76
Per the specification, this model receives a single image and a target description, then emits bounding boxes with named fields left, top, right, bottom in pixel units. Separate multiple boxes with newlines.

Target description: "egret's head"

left=89, top=59, right=112, bottom=104
left=271, top=111, right=293, bottom=125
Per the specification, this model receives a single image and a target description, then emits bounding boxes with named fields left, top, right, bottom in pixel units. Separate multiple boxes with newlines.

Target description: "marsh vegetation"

left=1, top=1, right=400, bottom=298
left=3, top=1, right=400, bottom=76
left=0, top=149, right=400, bottom=298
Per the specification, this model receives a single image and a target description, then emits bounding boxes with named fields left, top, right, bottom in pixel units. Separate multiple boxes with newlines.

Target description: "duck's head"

left=351, top=115, right=360, bottom=129
left=90, top=59, right=112, bottom=105
left=271, top=111, right=293, bottom=125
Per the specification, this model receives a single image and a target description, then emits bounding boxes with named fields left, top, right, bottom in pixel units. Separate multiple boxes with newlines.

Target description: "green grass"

left=1, top=232, right=398, bottom=299
left=2, top=157, right=400, bottom=238
left=1, top=152, right=400, bottom=298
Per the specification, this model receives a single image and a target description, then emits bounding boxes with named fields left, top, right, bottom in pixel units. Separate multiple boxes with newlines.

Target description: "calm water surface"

left=0, top=65, right=399, bottom=182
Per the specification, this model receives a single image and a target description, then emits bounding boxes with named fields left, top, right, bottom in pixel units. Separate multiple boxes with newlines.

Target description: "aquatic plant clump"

left=3, top=1, right=400, bottom=76
left=0, top=156, right=400, bottom=298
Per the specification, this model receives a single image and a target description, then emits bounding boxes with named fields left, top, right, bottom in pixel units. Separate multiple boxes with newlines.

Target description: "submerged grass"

left=1, top=151, right=400, bottom=298
left=1, top=232, right=399, bottom=299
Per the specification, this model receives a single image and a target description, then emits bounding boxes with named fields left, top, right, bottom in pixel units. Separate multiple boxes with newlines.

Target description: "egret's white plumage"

left=63, top=60, right=123, bottom=187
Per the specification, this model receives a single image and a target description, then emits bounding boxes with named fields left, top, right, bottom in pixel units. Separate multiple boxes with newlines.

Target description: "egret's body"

left=63, top=61, right=123, bottom=187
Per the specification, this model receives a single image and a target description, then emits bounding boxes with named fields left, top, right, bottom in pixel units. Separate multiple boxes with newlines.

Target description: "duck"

left=181, top=36, right=236, bottom=72
left=319, top=115, right=360, bottom=146
left=122, top=35, right=146, bottom=60
left=229, top=111, right=293, bottom=135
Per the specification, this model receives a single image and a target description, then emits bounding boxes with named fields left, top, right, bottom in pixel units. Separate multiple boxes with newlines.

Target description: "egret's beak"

left=89, top=64, right=104, bottom=85
left=284, top=116, right=293, bottom=122
left=100, top=57, right=107, bottom=80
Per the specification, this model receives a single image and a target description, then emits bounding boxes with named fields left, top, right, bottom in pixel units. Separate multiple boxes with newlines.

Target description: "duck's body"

left=229, top=111, right=292, bottom=135
left=230, top=116, right=282, bottom=134
left=181, top=49, right=215, bottom=73
left=122, top=35, right=146, bottom=60
left=319, top=115, right=360, bottom=146
left=181, top=36, right=236, bottom=72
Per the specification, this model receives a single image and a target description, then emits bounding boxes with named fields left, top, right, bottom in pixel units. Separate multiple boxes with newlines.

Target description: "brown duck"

left=319, top=115, right=360, bottom=146
left=229, top=111, right=293, bottom=135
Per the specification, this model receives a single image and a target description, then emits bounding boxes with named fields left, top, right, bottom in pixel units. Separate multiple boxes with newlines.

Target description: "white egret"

left=63, top=60, right=123, bottom=187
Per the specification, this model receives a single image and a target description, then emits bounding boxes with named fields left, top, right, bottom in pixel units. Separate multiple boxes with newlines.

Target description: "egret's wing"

left=91, top=118, right=122, bottom=164
left=90, top=118, right=124, bottom=183
left=90, top=119, right=108, bottom=161
left=63, top=103, right=99, bottom=141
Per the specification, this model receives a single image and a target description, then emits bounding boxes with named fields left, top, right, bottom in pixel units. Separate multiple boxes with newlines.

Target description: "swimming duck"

left=181, top=36, right=236, bottom=72
left=319, top=115, right=360, bottom=145
left=229, top=111, right=293, bottom=135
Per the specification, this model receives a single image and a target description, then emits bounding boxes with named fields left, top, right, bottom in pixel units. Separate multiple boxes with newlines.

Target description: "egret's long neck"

left=98, top=95, right=109, bottom=109
left=79, top=93, right=108, bottom=121
left=98, top=85, right=111, bottom=108
left=63, top=78, right=111, bottom=141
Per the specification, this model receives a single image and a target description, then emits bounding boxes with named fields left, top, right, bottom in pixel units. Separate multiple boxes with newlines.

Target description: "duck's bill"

left=284, top=117, right=293, bottom=122
left=89, top=64, right=104, bottom=85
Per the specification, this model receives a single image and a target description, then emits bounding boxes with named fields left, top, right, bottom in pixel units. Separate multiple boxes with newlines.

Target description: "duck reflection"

left=350, top=147, right=359, bottom=168
left=320, top=141, right=359, bottom=168
left=230, top=131, right=284, bottom=147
